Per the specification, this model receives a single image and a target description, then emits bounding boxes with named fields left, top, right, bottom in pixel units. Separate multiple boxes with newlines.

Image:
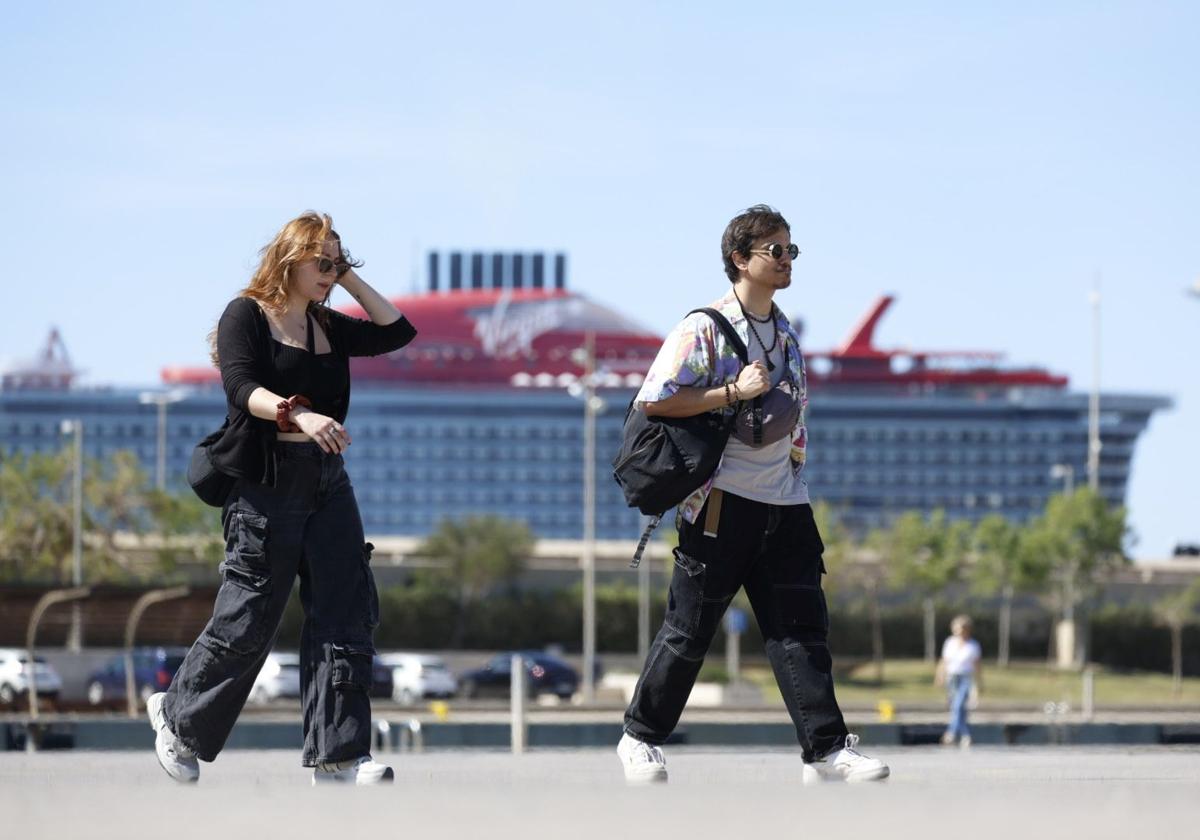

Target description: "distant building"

left=0, top=254, right=1170, bottom=539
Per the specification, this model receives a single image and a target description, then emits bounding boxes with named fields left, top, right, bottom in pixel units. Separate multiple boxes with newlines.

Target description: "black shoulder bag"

left=187, top=420, right=236, bottom=507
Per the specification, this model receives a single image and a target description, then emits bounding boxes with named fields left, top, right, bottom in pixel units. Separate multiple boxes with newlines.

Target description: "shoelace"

left=633, top=741, right=665, bottom=766
left=317, top=756, right=370, bottom=773
left=316, top=759, right=351, bottom=773
left=842, top=734, right=861, bottom=756
left=165, top=739, right=195, bottom=761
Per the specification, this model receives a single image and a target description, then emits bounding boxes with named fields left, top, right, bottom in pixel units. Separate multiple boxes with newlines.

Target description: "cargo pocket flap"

left=330, top=642, right=375, bottom=691
left=220, top=510, right=271, bottom=592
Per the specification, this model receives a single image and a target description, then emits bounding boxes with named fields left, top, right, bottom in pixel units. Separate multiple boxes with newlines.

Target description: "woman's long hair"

left=208, top=211, right=361, bottom=366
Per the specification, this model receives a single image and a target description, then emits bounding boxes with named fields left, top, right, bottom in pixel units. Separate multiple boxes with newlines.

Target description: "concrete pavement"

left=2, top=746, right=1199, bottom=839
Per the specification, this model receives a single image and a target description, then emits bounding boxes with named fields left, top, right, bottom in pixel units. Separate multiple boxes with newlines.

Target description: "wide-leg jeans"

left=163, top=442, right=380, bottom=766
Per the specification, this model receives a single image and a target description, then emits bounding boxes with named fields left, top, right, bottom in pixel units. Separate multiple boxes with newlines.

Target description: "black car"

left=459, top=651, right=579, bottom=700
left=86, top=647, right=188, bottom=708
left=370, top=656, right=394, bottom=699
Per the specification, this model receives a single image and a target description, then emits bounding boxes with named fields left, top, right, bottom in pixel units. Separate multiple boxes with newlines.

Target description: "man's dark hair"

left=721, top=204, right=790, bottom=282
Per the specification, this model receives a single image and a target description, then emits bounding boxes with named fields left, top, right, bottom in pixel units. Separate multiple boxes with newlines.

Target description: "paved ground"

left=3, top=746, right=1199, bottom=839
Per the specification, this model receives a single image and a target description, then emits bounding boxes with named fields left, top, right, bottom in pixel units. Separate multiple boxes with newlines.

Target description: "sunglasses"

left=749, top=242, right=800, bottom=261
left=316, top=257, right=350, bottom=277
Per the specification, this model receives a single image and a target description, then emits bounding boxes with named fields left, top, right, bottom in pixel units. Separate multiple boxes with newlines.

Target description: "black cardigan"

left=208, top=296, right=417, bottom=485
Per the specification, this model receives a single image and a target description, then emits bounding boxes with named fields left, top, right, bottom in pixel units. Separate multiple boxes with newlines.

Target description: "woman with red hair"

left=148, top=211, right=416, bottom=785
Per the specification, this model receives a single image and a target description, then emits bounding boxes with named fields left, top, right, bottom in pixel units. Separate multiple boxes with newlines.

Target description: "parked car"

left=245, top=650, right=390, bottom=704
left=0, top=648, right=63, bottom=708
left=85, top=647, right=187, bottom=708
left=249, top=652, right=302, bottom=704
left=459, top=651, right=579, bottom=700
left=378, top=652, right=458, bottom=704
left=370, top=656, right=394, bottom=699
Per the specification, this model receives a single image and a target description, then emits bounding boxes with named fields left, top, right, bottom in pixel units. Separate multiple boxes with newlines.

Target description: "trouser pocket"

left=207, top=510, right=274, bottom=656
left=665, top=548, right=706, bottom=638
left=330, top=642, right=375, bottom=693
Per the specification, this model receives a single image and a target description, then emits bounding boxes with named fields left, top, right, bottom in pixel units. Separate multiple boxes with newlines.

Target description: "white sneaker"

left=311, top=755, right=395, bottom=785
left=147, top=692, right=199, bottom=784
left=802, top=734, right=890, bottom=784
left=617, top=732, right=668, bottom=784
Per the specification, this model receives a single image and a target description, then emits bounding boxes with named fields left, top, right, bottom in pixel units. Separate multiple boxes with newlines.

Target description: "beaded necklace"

left=733, top=290, right=779, bottom=371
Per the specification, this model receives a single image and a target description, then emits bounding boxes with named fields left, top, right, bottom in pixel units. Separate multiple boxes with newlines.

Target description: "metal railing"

left=23, top=588, right=89, bottom=724
left=123, top=587, right=190, bottom=717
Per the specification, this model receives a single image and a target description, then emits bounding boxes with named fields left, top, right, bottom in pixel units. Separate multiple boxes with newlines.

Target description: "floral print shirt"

left=634, top=288, right=808, bottom=523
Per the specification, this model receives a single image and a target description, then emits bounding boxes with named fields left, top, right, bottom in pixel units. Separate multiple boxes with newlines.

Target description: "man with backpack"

left=615, top=205, right=889, bottom=785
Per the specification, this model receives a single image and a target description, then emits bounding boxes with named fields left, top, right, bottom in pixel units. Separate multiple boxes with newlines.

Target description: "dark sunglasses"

left=749, top=242, right=800, bottom=261
left=316, top=257, right=350, bottom=277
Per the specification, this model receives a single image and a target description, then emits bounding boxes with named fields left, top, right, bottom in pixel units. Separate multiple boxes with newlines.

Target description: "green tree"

left=0, top=451, right=74, bottom=581
left=817, top=503, right=885, bottom=684
left=145, top=486, right=222, bottom=573
left=1026, top=488, right=1129, bottom=666
left=970, top=514, right=1051, bottom=667
left=812, top=501, right=851, bottom=599
left=1152, top=580, right=1200, bottom=696
left=886, top=509, right=969, bottom=663
left=417, top=515, right=534, bottom=646
left=854, top=527, right=890, bottom=685
left=0, top=448, right=218, bottom=584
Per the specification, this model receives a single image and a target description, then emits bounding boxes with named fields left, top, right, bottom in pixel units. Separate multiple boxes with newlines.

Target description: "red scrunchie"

left=275, top=394, right=313, bottom=432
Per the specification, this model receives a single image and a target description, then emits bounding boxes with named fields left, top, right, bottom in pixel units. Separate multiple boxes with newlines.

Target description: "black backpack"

left=612, top=307, right=752, bottom=566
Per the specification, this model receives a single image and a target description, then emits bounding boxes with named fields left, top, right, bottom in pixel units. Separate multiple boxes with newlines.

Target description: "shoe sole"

left=802, top=764, right=890, bottom=785
left=361, top=767, right=395, bottom=785
left=846, top=766, right=890, bottom=783
left=155, top=747, right=199, bottom=784
left=312, top=766, right=396, bottom=785
left=623, top=768, right=668, bottom=785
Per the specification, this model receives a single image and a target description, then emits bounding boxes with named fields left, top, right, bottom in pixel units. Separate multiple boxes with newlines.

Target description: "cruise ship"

left=1, top=251, right=1170, bottom=539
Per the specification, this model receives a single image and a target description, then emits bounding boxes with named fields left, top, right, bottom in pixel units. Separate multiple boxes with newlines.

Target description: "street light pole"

left=1087, top=282, right=1101, bottom=493
left=60, top=419, right=84, bottom=651
left=581, top=331, right=597, bottom=704
left=1050, top=463, right=1075, bottom=496
left=139, top=390, right=185, bottom=490
left=1049, top=461, right=1079, bottom=667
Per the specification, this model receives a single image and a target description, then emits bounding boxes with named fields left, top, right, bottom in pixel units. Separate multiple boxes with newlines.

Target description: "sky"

left=2, top=1, right=1196, bottom=558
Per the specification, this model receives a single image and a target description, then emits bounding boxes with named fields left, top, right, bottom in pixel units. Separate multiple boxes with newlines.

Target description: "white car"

left=0, top=648, right=63, bottom=707
left=379, top=653, right=458, bottom=704
left=249, top=652, right=302, bottom=704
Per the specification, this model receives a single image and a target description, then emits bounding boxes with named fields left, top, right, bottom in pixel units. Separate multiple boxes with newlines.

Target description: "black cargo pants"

left=163, top=441, right=380, bottom=766
left=623, top=490, right=849, bottom=761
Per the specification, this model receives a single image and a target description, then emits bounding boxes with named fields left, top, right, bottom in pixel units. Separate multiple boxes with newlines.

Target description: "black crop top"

left=208, top=296, right=417, bottom=486
left=269, top=314, right=351, bottom=421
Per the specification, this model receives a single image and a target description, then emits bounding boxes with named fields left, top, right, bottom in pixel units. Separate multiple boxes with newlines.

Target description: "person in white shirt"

left=934, top=614, right=983, bottom=747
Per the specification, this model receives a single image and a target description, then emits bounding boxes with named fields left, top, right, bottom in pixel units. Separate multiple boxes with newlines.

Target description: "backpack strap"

left=629, top=515, right=662, bottom=569
left=687, top=307, right=749, bottom=364
left=687, top=307, right=762, bottom=443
